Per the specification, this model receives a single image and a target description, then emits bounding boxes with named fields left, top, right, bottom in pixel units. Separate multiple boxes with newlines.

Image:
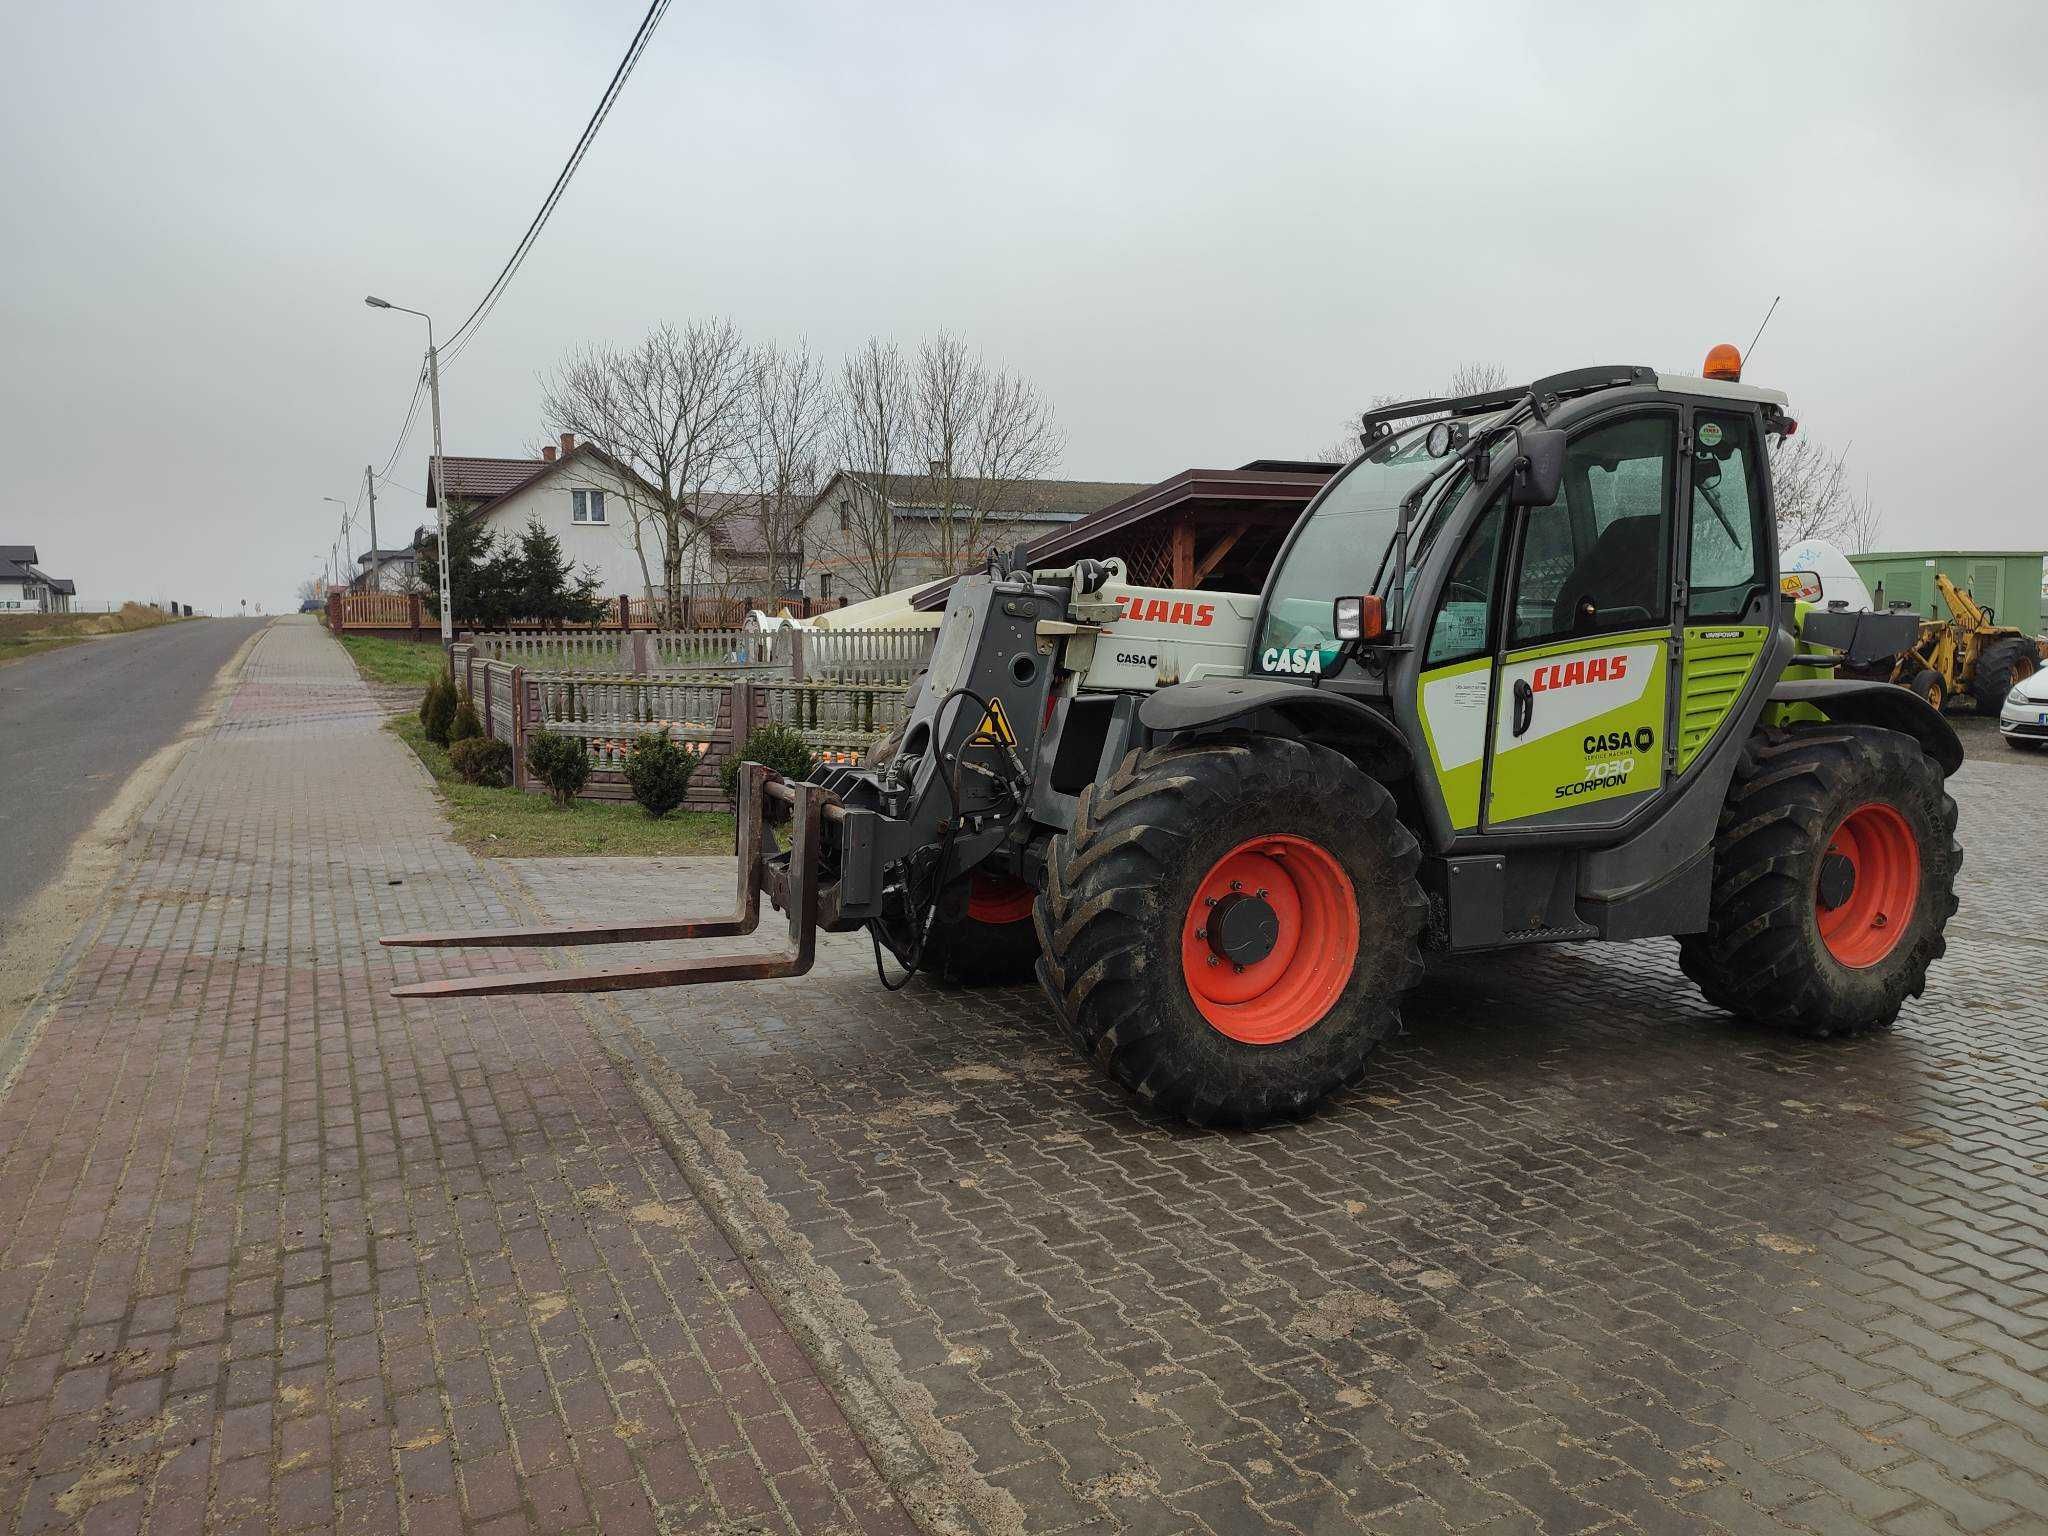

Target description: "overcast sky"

left=2, top=1, right=2043, bottom=613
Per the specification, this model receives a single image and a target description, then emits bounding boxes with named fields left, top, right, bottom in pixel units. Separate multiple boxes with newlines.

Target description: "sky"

left=2, top=1, right=2043, bottom=614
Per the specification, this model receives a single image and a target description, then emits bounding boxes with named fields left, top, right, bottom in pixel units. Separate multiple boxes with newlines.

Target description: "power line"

left=379, top=362, right=429, bottom=482
left=349, top=0, right=668, bottom=578
left=440, top=0, right=671, bottom=371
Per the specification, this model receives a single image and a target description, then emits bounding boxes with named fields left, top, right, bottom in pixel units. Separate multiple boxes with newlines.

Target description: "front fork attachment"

left=383, top=764, right=826, bottom=998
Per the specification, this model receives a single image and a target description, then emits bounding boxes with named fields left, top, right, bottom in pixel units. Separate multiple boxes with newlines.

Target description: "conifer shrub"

left=524, top=729, right=590, bottom=807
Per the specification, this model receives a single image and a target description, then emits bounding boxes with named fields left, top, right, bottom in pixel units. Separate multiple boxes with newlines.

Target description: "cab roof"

left=1359, top=363, right=1789, bottom=442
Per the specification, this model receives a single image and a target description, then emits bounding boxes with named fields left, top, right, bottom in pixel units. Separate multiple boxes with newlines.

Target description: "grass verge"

left=340, top=634, right=448, bottom=687
left=391, top=715, right=734, bottom=857
left=0, top=603, right=186, bottom=666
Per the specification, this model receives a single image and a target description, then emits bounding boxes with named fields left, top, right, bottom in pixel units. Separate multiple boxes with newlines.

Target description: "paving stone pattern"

left=0, top=619, right=915, bottom=1535
left=518, top=747, right=2048, bottom=1536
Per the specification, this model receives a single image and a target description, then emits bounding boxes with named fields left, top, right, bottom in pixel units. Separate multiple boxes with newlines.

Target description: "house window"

left=837, top=500, right=849, bottom=533
left=572, top=489, right=607, bottom=525
left=819, top=572, right=832, bottom=599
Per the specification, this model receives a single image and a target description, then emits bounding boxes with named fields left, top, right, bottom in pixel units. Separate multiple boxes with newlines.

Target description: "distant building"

left=1847, top=549, right=2048, bottom=633
left=350, top=549, right=418, bottom=593
left=798, top=472, right=1152, bottom=603
left=0, top=545, right=75, bottom=612
left=907, top=461, right=1339, bottom=612
left=425, top=434, right=758, bottom=600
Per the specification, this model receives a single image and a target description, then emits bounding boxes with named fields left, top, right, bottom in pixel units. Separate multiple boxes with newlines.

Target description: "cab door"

left=1482, top=411, right=1679, bottom=829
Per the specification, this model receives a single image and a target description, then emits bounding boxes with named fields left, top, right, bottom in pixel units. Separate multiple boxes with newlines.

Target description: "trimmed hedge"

left=719, top=723, right=815, bottom=805
left=448, top=736, right=514, bottom=788
left=524, top=729, right=590, bottom=807
left=625, top=733, right=699, bottom=820
left=450, top=691, right=482, bottom=743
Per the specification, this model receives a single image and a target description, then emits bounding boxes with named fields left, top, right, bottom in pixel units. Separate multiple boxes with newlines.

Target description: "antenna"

left=1745, top=295, right=1781, bottom=365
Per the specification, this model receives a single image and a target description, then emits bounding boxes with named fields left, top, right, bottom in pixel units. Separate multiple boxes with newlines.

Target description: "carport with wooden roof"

left=911, top=459, right=1335, bottom=609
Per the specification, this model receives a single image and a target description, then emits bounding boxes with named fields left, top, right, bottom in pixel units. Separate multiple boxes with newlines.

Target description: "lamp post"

left=365, top=296, right=454, bottom=643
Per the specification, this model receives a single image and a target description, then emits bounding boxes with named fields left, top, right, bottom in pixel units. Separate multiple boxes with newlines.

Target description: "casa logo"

left=1260, top=646, right=1325, bottom=675
left=1115, top=651, right=1159, bottom=668
left=1114, top=594, right=1215, bottom=627
left=1583, top=724, right=1655, bottom=755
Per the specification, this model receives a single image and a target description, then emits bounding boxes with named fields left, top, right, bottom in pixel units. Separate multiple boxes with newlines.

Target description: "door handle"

left=1512, top=678, right=1534, bottom=738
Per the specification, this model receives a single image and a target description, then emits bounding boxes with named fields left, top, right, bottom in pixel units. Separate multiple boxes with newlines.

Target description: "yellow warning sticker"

left=969, top=697, right=1018, bottom=747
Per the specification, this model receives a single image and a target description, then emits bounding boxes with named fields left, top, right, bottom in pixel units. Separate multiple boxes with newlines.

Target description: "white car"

left=2000, top=662, right=2048, bottom=751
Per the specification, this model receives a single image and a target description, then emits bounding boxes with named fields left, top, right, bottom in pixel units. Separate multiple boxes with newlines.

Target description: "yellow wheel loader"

left=1891, top=573, right=2039, bottom=716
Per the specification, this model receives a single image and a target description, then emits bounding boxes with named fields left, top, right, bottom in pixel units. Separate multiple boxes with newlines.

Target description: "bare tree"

left=908, top=332, right=1063, bottom=577
left=819, top=338, right=914, bottom=601
left=1770, top=435, right=1882, bottom=552
left=741, top=340, right=831, bottom=599
left=542, top=319, right=754, bottom=618
left=1314, top=364, right=1515, bottom=463
left=814, top=333, right=1066, bottom=600
left=1443, top=361, right=1511, bottom=399
left=295, top=576, right=323, bottom=605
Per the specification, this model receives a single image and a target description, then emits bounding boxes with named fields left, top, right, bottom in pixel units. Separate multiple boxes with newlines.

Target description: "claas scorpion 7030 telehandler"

left=387, top=349, right=1964, bottom=1126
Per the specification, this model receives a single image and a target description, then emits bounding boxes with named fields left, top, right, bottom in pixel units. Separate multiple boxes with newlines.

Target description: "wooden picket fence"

left=449, top=643, right=914, bottom=808
left=461, top=625, right=933, bottom=685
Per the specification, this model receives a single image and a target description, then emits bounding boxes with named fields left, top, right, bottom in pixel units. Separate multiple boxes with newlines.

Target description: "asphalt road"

left=0, top=618, right=265, bottom=930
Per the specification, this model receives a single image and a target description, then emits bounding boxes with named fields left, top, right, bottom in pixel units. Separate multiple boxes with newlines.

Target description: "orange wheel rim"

left=1179, top=834, right=1358, bottom=1045
left=1816, top=802, right=1920, bottom=968
left=967, top=874, right=1035, bottom=926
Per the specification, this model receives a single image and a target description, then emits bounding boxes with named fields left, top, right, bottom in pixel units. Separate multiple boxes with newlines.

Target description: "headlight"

left=2011, top=687, right=2031, bottom=708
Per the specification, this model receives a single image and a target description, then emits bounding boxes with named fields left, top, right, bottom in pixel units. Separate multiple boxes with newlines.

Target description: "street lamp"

left=365, top=295, right=454, bottom=643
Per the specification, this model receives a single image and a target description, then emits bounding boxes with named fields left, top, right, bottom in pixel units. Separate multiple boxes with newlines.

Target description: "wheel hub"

left=1815, top=851, right=1857, bottom=911
left=1816, top=801, right=1921, bottom=969
left=1205, top=891, right=1279, bottom=966
left=1179, top=836, right=1360, bottom=1046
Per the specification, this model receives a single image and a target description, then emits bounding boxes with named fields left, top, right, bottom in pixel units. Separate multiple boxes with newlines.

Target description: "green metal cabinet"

left=1847, top=550, right=2047, bottom=632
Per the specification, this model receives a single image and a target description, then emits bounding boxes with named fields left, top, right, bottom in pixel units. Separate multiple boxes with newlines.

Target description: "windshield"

left=1251, top=424, right=1450, bottom=676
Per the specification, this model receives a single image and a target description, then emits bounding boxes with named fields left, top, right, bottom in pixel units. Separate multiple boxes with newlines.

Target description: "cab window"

left=1424, top=497, right=1505, bottom=666
left=1507, top=413, right=1676, bottom=648
left=1686, top=412, right=1770, bottom=620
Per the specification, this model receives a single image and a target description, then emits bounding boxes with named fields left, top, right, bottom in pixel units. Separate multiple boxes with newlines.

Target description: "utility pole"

left=324, top=496, right=351, bottom=590
left=364, top=298, right=453, bottom=643
left=363, top=464, right=380, bottom=591
left=424, top=335, right=452, bottom=642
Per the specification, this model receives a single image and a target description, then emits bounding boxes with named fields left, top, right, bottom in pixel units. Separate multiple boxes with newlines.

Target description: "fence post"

left=728, top=679, right=754, bottom=758
left=631, top=632, right=649, bottom=675
left=790, top=628, right=806, bottom=683
left=511, top=665, right=527, bottom=790
left=409, top=593, right=423, bottom=640
left=617, top=593, right=630, bottom=632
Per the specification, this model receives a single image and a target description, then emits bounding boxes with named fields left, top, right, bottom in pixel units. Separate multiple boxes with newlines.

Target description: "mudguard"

left=1769, top=679, right=1964, bottom=777
left=1139, top=677, right=1413, bottom=779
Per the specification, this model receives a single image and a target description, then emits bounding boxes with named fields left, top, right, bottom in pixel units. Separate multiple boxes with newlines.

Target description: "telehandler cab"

left=388, top=350, right=1963, bottom=1126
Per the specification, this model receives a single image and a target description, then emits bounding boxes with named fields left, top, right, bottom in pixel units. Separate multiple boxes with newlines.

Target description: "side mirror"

left=1780, top=570, right=1824, bottom=603
left=1333, top=595, right=1385, bottom=642
left=1507, top=428, right=1565, bottom=507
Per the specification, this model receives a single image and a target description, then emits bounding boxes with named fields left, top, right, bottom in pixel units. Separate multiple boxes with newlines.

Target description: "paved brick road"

left=0, top=619, right=914, bottom=1535
left=514, top=746, right=2048, bottom=1536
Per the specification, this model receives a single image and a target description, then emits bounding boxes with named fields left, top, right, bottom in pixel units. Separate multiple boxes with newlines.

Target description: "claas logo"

left=1113, top=594, right=1216, bottom=627
left=1531, top=653, right=1629, bottom=693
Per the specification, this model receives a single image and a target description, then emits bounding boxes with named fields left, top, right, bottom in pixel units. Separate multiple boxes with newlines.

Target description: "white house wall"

left=471, top=460, right=699, bottom=600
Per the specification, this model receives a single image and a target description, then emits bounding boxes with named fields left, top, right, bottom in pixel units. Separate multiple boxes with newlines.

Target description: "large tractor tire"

left=1034, top=734, right=1424, bottom=1126
left=1971, top=637, right=2037, bottom=717
left=919, top=877, right=1041, bottom=986
left=1679, top=724, right=1960, bottom=1038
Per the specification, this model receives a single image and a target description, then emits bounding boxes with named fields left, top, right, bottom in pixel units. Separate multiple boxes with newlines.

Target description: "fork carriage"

left=384, top=763, right=832, bottom=994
